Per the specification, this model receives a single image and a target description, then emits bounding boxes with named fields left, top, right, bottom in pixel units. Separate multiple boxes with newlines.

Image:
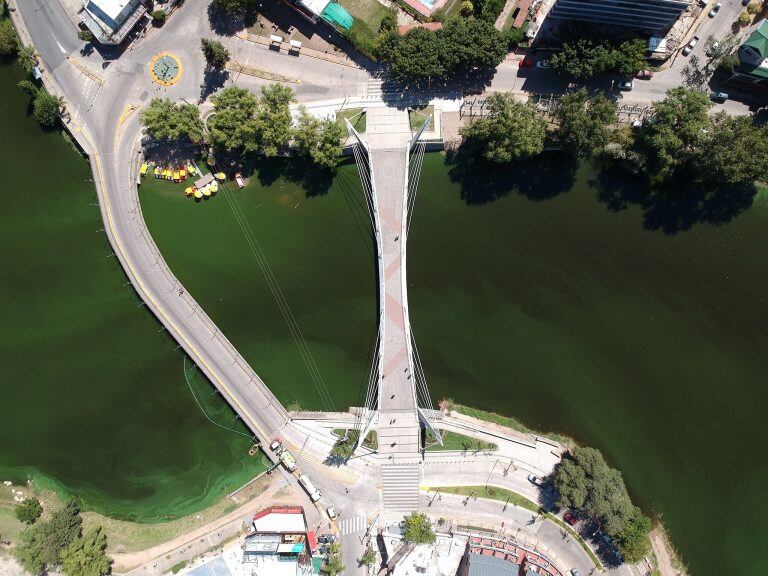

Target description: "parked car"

left=709, top=2, right=722, bottom=17
left=743, top=0, right=751, bottom=5
left=571, top=569, right=582, bottom=576
left=536, top=59, right=551, bottom=69
left=518, top=58, right=534, bottom=68
left=326, top=506, right=338, bottom=519
left=710, top=91, right=729, bottom=102
left=563, top=511, right=578, bottom=526
left=269, top=437, right=282, bottom=452
left=527, top=473, right=544, bottom=486
left=682, top=36, right=699, bottom=56
left=318, top=534, right=336, bottom=544
left=707, top=41, right=720, bottom=57
left=619, top=80, right=634, bottom=91
left=636, top=69, right=653, bottom=79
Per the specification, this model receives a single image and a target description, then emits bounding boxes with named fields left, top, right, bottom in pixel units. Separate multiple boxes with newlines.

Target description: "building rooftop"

left=466, top=553, right=521, bottom=576
left=739, top=19, right=768, bottom=79
left=253, top=507, right=307, bottom=534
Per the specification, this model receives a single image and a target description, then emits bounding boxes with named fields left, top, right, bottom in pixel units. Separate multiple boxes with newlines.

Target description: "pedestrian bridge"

left=345, top=106, right=442, bottom=510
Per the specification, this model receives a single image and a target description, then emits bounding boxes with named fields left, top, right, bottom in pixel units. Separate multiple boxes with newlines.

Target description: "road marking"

left=338, top=515, right=366, bottom=535
left=66, top=56, right=104, bottom=85
left=55, top=39, right=66, bottom=54
left=114, top=103, right=139, bottom=148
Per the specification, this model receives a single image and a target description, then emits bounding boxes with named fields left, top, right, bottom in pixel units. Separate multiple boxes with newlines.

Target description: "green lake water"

left=0, top=62, right=264, bottom=522
left=140, top=153, right=768, bottom=576
left=2, top=52, right=768, bottom=574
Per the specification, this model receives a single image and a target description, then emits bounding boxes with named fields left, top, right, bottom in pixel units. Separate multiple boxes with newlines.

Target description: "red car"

left=636, top=69, right=653, bottom=79
left=563, top=511, right=578, bottom=526
left=518, top=58, right=534, bottom=68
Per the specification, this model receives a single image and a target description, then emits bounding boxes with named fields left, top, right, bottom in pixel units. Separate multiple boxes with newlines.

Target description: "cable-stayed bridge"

left=346, top=106, right=441, bottom=511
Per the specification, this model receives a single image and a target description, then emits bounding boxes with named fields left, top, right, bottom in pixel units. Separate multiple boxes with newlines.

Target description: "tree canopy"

left=459, top=92, right=546, bottom=163
left=33, top=91, right=63, bottom=128
left=13, top=499, right=83, bottom=574
left=201, top=38, right=230, bottom=70
left=402, top=512, right=436, bottom=544
left=140, top=98, right=205, bottom=143
left=551, top=38, right=647, bottom=80
left=553, top=447, right=648, bottom=546
left=375, top=18, right=507, bottom=83
left=294, top=108, right=345, bottom=170
left=60, top=526, right=112, bottom=576
left=613, top=506, right=652, bottom=563
left=321, top=542, right=344, bottom=576
left=555, top=89, right=617, bottom=158
left=14, top=498, right=43, bottom=525
left=212, top=0, right=258, bottom=13
left=256, top=84, right=294, bottom=157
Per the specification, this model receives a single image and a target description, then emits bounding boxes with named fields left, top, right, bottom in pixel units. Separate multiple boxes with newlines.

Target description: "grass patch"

left=337, top=108, right=366, bottom=133
left=443, top=400, right=573, bottom=446
left=171, top=560, right=188, bottom=573
left=337, top=0, right=391, bottom=30
left=424, top=430, right=496, bottom=452
left=331, top=429, right=378, bottom=460
left=428, top=485, right=539, bottom=513
left=409, top=105, right=434, bottom=131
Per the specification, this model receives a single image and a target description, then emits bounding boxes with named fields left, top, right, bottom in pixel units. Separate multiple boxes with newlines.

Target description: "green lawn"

left=445, top=400, right=573, bottom=446
left=428, top=485, right=540, bottom=513
left=337, top=108, right=366, bottom=133
left=409, top=105, right=434, bottom=131
left=332, top=429, right=377, bottom=450
left=425, top=430, right=497, bottom=452
left=337, top=0, right=391, bottom=31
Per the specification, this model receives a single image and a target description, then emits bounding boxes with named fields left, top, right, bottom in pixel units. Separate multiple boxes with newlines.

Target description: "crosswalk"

left=382, top=463, right=420, bottom=511
left=338, top=515, right=367, bottom=536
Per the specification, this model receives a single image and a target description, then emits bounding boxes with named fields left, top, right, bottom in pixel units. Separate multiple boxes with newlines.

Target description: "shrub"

left=747, top=2, right=760, bottom=14
left=152, top=9, right=167, bottom=24
left=460, top=0, right=474, bottom=16
left=14, top=498, right=43, bottom=525
left=78, top=29, right=95, bottom=42
left=738, top=10, right=751, bottom=25
left=0, top=18, right=18, bottom=56
left=33, top=91, right=62, bottom=128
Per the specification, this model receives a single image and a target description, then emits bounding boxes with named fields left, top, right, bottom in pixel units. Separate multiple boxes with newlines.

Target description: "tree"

left=0, top=18, right=18, bottom=57
left=140, top=98, right=205, bottom=143
left=634, top=87, right=711, bottom=178
left=613, top=506, right=651, bottom=563
left=17, top=79, right=39, bottom=97
left=14, top=498, right=43, bottom=525
left=556, top=89, right=616, bottom=158
left=551, top=39, right=616, bottom=80
left=17, top=44, right=37, bottom=73
left=615, top=39, right=647, bottom=76
left=379, top=9, right=397, bottom=33
left=696, top=112, right=768, bottom=186
left=358, top=546, right=377, bottom=568
left=294, top=108, right=345, bottom=170
left=60, top=526, right=112, bottom=576
left=738, top=11, right=751, bottom=26
left=459, top=92, right=546, bottom=163
left=402, top=512, right=436, bottom=544
left=255, top=84, right=294, bottom=157
left=201, top=38, right=230, bottom=70
left=208, top=86, right=260, bottom=152
left=322, top=543, right=345, bottom=576
left=382, top=28, right=445, bottom=83
left=33, top=91, right=63, bottom=128
left=441, top=18, right=507, bottom=72
left=13, top=498, right=82, bottom=573
left=747, top=2, right=760, bottom=14
left=78, top=29, right=95, bottom=42
left=212, top=0, right=258, bottom=13
left=151, top=9, right=167, bottom=24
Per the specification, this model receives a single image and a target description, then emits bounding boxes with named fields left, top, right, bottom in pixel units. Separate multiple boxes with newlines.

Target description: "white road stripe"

left=339, top=515, right=365, bottom=535
left=55, top=40, right=66, bottom=54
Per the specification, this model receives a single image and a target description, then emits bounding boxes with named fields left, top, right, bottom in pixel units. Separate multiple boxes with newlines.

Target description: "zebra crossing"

left=338, top=515, right=367, bottom=536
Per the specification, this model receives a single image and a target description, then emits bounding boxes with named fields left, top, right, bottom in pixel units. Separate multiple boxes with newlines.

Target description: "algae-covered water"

left=0, top=62, right=264, bottom=522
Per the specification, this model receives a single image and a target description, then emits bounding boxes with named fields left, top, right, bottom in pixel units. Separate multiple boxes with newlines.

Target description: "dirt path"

left=112, top=477, right=294, bottom=574
left=650, top=526, right=686, bottom=576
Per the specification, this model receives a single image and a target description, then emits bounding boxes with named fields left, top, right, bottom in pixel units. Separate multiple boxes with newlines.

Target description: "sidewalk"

left=235, top=30, right=362, bottom=69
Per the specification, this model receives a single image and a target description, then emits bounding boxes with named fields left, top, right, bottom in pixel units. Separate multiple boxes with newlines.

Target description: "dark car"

left=518, top=58, right=534, bottom=68
left=563, top=511, right=578, bottom=526
left=710, top=91, right=729, bottom=102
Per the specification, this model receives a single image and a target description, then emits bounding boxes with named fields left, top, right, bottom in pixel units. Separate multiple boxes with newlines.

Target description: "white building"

left=79, top=0, right=147, bottom=45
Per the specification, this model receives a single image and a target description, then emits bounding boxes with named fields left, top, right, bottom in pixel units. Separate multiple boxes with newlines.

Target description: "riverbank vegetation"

left=330, top=429, right=377, bottom=460
left=452, top=87, right=768, bottom=233
left=423, top=430, right=497, bottom=452
left=553, top=447, right=650, bottom=563
left=12, top=499, right=112, bottom=576
left=141, top=85, right=347, bottom=177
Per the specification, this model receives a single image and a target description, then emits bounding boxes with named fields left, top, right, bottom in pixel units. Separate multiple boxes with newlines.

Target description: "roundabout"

left=149, top=52, right=183, bottom=86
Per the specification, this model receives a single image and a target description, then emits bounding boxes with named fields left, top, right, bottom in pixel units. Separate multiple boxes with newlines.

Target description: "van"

left=280, top=450, right=297, bottom=472
left=299, top=474, right=321, bottom=502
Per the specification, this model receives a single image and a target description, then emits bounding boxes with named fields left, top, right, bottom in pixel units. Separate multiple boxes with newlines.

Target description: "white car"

left=527, top=473, right=544, bottom=486
left=682, top=36, right=699, bottom=56
left=709, top=2, right=722, bottom=17
left=326, top=506, right=338, bottom=519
